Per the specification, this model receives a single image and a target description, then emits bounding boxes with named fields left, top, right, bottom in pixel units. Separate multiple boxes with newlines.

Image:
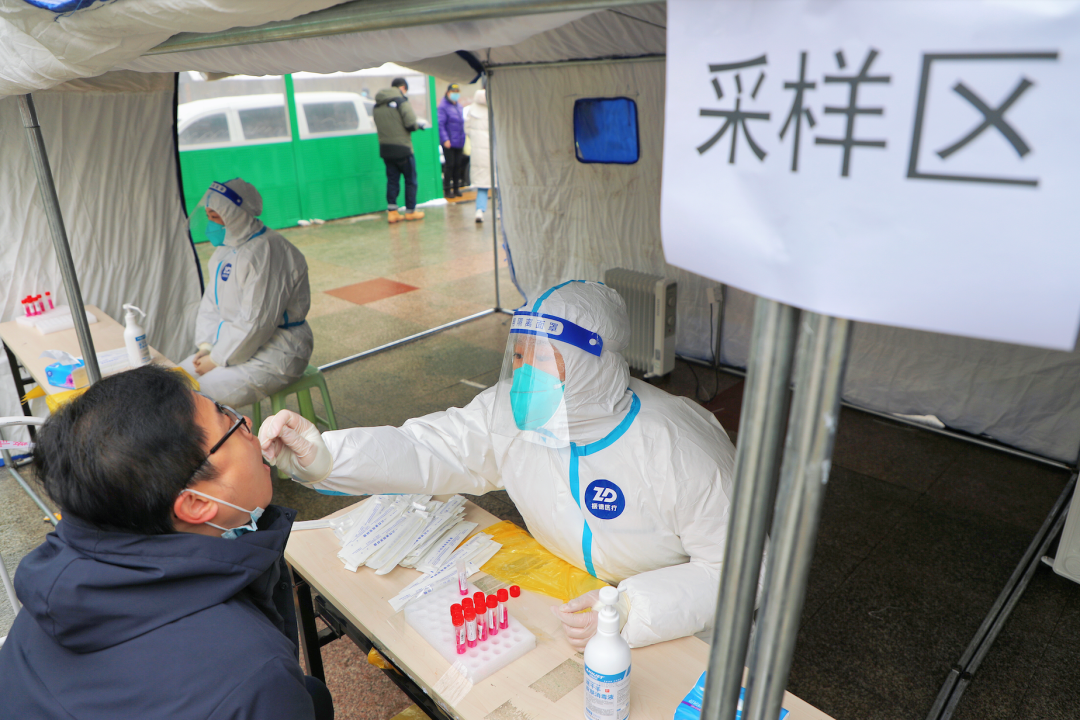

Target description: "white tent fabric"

left=0, top=70, right=200, bottom=441
left=0, top=0, right=345, bottom=97
left=2, top=1, right=1079, bottom=463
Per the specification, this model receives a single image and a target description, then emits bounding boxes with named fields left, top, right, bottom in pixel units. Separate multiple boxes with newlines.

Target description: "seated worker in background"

left=179, top=178, right=313, bottom=408
left=0, top=365, right=333, bottom=720
left=260, top=281, right=740, bottom=650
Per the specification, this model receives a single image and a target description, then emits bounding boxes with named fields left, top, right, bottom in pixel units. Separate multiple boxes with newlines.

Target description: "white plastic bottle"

left=584, top=586, right=631, bottom=720
left=123, top=304, right=151, bottom=367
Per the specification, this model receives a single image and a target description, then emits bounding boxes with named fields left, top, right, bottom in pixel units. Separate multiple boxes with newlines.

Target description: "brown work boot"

left=405, top=210, right=425, bottom=221
left=387, top=209, right=403, bottom=223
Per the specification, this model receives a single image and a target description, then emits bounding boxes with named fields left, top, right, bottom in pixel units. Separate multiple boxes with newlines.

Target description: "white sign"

left=662, top=0, right=1080, bottom=350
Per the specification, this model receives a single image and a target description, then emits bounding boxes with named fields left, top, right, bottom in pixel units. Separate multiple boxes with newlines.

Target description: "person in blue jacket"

left=438, top=83, right=467, bottom=198
left=0, top=365, right=333, bottom=720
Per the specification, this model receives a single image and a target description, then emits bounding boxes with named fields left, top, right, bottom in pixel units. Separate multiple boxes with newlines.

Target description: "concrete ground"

left=3, top=199, right=1079, bottom=719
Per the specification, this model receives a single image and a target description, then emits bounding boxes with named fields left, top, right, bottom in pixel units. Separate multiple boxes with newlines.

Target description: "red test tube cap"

left=464, top=608, right=475, bottom=621
left=474, top=591, right=485, bottom=606
left=462, top=598, right=473, bottom=610
left=498, top=588, right=509, bottom=602
left=487, top=595, right=498, bottom=609
left=509, top=585, right=521, bottom=598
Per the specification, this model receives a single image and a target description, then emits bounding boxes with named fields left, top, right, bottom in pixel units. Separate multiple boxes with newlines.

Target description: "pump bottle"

left=584, top=586, right=631, bottom=720
left=123, top=304, right=151, bottom=367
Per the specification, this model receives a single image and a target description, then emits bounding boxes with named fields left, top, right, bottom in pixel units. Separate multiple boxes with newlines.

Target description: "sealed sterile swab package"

left=404, top=581, right=535, bottom=684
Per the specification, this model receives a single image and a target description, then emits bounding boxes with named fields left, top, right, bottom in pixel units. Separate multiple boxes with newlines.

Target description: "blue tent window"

left=574, top=98, right=640, bottom=165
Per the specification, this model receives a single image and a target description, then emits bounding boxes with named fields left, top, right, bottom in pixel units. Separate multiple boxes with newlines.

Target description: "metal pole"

left=318, top=309, right=496, bottom=373
left=702, top=298, right=799, bottom=720
left=743, top=312, right=852, bottom=720
left=487, top=72, right=501, bottom=311
left=17, top=95, right=101, bottom=384
left=0, top=553, right=20, bottom=614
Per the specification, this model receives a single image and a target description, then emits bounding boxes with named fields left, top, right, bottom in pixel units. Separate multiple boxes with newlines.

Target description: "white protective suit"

left=179, top=179, right=313, bottom=407
left=315, top=281, right=737, bottom=648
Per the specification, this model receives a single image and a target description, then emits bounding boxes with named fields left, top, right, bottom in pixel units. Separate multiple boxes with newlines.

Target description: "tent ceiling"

left=147, top=0, right=657, bottom=56
left=0, top=0, right=660, bottom=97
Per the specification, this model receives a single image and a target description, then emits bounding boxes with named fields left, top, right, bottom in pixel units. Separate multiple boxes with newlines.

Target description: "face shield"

left=490, top=310, right=604, bottom=448
left=189, top=181, right=246, bottom=247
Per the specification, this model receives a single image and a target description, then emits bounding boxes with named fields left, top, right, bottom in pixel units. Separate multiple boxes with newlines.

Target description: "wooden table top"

left=0, top=305, right=172, bottom=394
left=285, top=497, right=835, bottom=720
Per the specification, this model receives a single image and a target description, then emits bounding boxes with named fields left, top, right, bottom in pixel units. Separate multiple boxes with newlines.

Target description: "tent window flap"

left=573, top=97, right=639, bottom=164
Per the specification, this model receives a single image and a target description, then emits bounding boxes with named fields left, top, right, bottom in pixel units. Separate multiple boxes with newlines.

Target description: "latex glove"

left=197, top=342, right=213, bottom=354
left=193, top=355, right=217, bottom=375
left=551, top=588, right=632, bottom=651
left=258, top=410, right=333, bottom=485
left=416, top=118, right=429, bottom=129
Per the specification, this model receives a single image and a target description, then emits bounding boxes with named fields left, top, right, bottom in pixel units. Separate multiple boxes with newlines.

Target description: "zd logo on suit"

left=585, top=480, right=624, bottom=520
left=220, top=263, right=232, bottom=281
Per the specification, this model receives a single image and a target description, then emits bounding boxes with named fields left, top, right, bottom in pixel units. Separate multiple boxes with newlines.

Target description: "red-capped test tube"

left=509, top=585, right=521, bottom=599
left=35, top=295, right=44, bottom=314
left=473, top=592, right=488, bottom=641
left=462, top=597, right=474, bottom=615
left=451, top=605, right=466, bottom=655
left=21, top=298, right=30, bottom=317
left=464, top=608, right=478, bottom=648
left=456, top=559, right=468, bottom=596
left=486, top=594, right=499, bottom=637
left=45, top=292, right=53, bottom=310
left=497, top=588, right=509, bottom=629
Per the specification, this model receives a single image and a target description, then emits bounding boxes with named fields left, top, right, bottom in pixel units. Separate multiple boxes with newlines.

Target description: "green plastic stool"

left=251, top=364, right=339, bottom=435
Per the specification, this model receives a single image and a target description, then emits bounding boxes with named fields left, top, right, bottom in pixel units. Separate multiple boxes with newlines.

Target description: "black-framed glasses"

left=206, top=402, right=250, bottom=456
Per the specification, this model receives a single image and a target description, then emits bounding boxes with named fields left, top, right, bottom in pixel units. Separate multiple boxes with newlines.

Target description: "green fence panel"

left=180, top=142, right=302, bottom=237
left=181, top=131, right=443, bottom=242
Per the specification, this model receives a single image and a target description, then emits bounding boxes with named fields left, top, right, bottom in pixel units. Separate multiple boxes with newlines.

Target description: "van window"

left=179, top=113, right=230, bottom=147
left=304, top=102, right=360, bottom=134
left=239, top=106, right=290, bottom=141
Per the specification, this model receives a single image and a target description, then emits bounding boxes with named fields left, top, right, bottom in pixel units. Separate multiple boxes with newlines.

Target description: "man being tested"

left=179, top=177, right=313, bottom=407
left=261, top=281, right=740, bottom=650
left=0, top=365, right=333, bottom=719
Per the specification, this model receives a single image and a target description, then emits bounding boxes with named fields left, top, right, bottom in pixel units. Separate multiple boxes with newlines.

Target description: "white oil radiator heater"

left=603, top=268, right=677, bottom=377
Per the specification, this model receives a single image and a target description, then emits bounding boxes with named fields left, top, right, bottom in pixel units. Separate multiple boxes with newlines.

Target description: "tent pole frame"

left=702, top=299, right=799, bottom=720
left=17, top=94, right=101, bottom=384
left=488, top=72, right=501, bottom=312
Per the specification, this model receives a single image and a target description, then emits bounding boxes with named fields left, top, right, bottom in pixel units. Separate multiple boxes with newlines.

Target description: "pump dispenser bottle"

left=583, top=586, right=631, bottom=720
left=123, top=304, right=151, bottom=367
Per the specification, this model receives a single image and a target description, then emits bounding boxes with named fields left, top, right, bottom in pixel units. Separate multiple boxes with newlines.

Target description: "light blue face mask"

left=206, top=220, right=226, bottom=247
left=182, top=489, right=264, bottom=539
left=449, top=93, right=460, bottom=102
left=509, top=363, right=565, bottom=431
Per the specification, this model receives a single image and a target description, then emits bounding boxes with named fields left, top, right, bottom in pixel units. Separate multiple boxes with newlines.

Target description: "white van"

left=178, top=92, right=376, bottom=149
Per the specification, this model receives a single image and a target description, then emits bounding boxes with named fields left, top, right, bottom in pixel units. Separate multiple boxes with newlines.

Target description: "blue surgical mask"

left=182, top=488, right=264, bottom=539
left=509, top=363, right=565, bottom=431
left=206, top=220, right=226, bottom=247
left=449, top=93, right=460, bottom=102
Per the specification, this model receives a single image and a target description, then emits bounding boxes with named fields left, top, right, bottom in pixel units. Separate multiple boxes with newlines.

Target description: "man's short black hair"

left=391, top=77, right=409, bottom=90
left=34, top=365, right=217, bottom=535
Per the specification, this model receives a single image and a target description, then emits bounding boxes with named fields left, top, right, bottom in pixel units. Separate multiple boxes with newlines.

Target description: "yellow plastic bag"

left=23, top=367, right=199, bottom=413
left=478, top=521, right=609, bottom=603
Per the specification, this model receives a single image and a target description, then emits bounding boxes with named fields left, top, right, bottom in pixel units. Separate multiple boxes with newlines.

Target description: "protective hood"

left=493, top=281, right=633, bottom=445
left=200, top=177, right=266, bottom=247
left=13, top=505, right=294, bottom=653
left=473, top=89, right=487, bottom=107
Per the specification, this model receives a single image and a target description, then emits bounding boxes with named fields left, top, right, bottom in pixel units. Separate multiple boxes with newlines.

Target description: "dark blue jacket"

left=0, top=505, right=315, bottom=720
left=438, top=97, right=466, bottom=148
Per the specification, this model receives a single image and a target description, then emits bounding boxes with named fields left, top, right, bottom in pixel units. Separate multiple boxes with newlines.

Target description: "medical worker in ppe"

left=179, top=179, right=313, bottom=408
left=259, top=281, right=737, bottom=649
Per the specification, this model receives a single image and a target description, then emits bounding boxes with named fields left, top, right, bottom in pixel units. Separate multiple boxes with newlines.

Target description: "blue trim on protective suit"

left=279, top=311, right=306, bottom=329
left=568, top=390, right=640, bottom=577
left=532, top=280, right=578, bottom=312
left=314, top=488, right=353, bottom=496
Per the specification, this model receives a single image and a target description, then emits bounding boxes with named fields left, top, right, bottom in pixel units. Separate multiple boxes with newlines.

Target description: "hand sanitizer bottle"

left=123, top=304, right=151, bottom=367
left=584, top=586, right=631, bottom=720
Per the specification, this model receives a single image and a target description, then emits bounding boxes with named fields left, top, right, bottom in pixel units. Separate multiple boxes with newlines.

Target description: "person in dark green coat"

left=374, top=77, right=427, bottom=222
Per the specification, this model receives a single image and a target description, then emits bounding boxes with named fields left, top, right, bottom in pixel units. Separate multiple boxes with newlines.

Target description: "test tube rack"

left=403, top=581, right=536, bottom=684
